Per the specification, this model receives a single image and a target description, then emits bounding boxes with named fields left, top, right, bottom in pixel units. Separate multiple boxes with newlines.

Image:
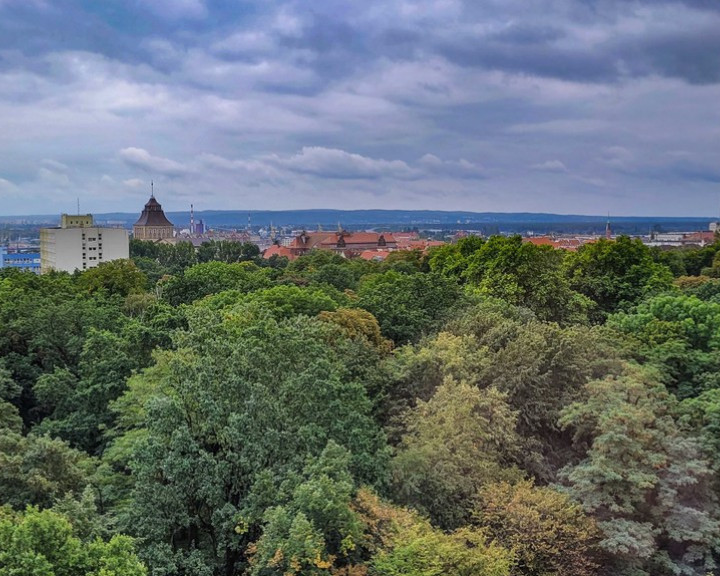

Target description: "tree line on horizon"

left=4, top=234, right=720, bottom=575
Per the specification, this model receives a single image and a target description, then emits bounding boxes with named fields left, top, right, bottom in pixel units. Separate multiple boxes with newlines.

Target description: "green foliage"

left=427, top=235, right=485, bottom=278
left=0, top=427, right=96, bottom=509
left=650, top=244, right=720, bottom=278
left=357, top=271, right=460, bottom=344
left=677, top=276, right=720, bottom=303
left=6, top=232, right=720, bottom=576
left=463, top=236, right=591, bottom=324
left=428, top=235, right=591, bottom=324
left=608, top=294, right=720, bottom=398
left=0, top=506, right=146, bottom=576
left=196, top=240, right=260, bottom=264
left=249, top=442, right=364, bottom=575
left=119, top=308, right=388, bottom=575
left=474, top=480, right=601, bottom=576
left=318, top=308, right=391, bottom=352
left=76, top=259, right=147, bottom=297
left=560, top=364, right=720, bottom=575
left=0, top=271, right=127, bottom=426
left=565, top=236, right=674, bottom=320
left=352, top=489, right=512, bottom=576
left=130, top=239, right=197, bottom=276
left=392, top=379, right=521, bottom=529
left=161, top=261, right=274, bottom=306
left=387, top=301, right=625, bottom=480
left=33, top=329, right=138, bottom=453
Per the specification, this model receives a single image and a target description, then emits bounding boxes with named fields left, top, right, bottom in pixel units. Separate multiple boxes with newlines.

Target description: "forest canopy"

left=2, top=234, right=720, bottom=576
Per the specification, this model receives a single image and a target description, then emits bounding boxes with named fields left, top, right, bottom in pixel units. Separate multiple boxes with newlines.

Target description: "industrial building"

left=0, top=246, right=41, bottom=273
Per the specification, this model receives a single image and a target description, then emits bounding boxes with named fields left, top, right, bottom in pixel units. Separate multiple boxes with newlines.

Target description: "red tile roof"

left=317, top=232, right=397, bottom=247
left=263, top=245, right=296, bottom=260
left=358, top=250, right=390, bottom=261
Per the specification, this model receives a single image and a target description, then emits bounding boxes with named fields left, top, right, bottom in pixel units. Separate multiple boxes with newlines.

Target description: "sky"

left=1, top=0, right=719, bottom=216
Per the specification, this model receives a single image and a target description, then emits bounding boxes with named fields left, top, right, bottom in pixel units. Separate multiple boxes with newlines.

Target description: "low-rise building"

left=0, top=246, right=41, bottom=273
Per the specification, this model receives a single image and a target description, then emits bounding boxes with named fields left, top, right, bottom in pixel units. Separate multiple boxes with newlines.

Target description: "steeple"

left=605, top=213, right=612, bottom=240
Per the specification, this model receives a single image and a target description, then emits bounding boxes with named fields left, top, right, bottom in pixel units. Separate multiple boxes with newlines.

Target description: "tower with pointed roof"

left=133, top=190, right=175, bottom=240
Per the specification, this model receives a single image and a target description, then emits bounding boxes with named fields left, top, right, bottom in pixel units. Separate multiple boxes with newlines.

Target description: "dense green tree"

left=33, top=328, right=138, bottom=453
left=76, top=259, right=147, bottom=297
left=353, top=489, right=512, bottom=576
left=318, top=308, right=391, bottom=352
left=116, top=306, right=388, bottom=575
left=307, top=263, right=358, bottom=291
left=161, top=261, right=274, bottom=306
left=677, top=276, right=720, bottom=303
left=474, top=480, right=601, bottom=576
left=392, top=379, right=521, bottom=529
left=649, top=243, right=720, bottom=278
left=197, top=240, right=260, bottom=264
left=380, top=249, right=426, bottom=274
left=199, top=284, right=345, bottom=320
left=560, top=364, right=720, bottom=576
left=565, top=236, right=674, bottom=320
left=679, top=388, right=720, bottom=476
left=608, top=294, right=720, bottom=398
left=131, top=256, right=168, bottom=287
left=0, top=272, right=126, bottom=425
left=386, top=301, right=625, bottom=480
left=0, top=506, right=146, bottom=576
left=249, top=442, right=364, bottom=575
left=357, top=271, right=460, bottom=344
left=427, top=235, right=485, bottom=278
left=0, top=423, right=97, bottom=509
left=460, top=235, right=591, bottom=324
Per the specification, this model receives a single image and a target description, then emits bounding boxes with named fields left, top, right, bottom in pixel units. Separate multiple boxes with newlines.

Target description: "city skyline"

left=1, top=0, right=720, bottom=217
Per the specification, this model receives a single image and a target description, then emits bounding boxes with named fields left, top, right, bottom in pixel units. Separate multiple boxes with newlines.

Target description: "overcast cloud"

left=1, top=0, right=719, bottom=216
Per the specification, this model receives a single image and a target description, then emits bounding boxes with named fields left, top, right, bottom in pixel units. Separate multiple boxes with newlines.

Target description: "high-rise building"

left=133, top=194, right=174, bottom=240
left=40, top=214, right=129, bottom=273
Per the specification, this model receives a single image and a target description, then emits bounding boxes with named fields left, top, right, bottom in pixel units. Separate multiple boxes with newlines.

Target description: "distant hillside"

left=2, top=209, right=714, bottom=236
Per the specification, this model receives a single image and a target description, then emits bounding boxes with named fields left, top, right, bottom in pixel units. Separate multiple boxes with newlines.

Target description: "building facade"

left=0, top=246, right=41, bottom=273
left=133, top=195, right=175, bottom=240
left=40, top=214, right=129, bottom=273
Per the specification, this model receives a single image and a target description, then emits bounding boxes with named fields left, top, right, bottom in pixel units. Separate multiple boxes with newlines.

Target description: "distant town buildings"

left=263, top=229, right=446, bottom=261
left=0, top=246, right=41, bottom=273
left=40, top=214, right=129, bottom=273
left=133, top=194, right=175, bottom=240
left=523, top=236, right=596, bottom=251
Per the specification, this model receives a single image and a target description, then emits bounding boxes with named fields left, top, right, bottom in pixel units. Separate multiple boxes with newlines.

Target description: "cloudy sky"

left=1, top=0, right=719, bottom=216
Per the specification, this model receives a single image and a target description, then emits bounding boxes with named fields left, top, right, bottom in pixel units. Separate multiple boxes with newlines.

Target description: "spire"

left=151, top=180, right=154, bottom=198
left=190, top=204, right=195, bottom=235
left=605, top=212, right=612, bottom=240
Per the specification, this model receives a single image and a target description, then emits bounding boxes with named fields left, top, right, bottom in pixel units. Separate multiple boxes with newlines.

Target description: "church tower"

left=133, top=186, right=175, bottom=240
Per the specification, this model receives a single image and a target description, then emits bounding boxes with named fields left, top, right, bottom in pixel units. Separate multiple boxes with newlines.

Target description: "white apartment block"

left=40, top=214, right=129, bottom=273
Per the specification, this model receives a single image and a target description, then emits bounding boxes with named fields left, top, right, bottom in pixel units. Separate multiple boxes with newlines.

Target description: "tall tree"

left=357, top=271, right=460, bottom=345
left=565, top=236, right=674, bottom=320
left=474, top=480, right=602, bottom=576
left=560, top=364, right=720, bottom=576
left=117, top=307, right=388, bottom=575
left=392, top=379, right=521, bottom=529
